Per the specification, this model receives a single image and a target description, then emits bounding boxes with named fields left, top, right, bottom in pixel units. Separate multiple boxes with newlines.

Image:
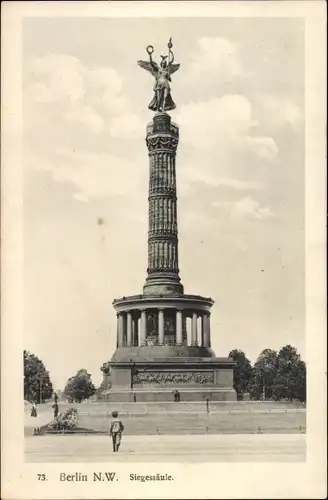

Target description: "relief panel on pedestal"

left=132, top=370, right=215, bottom=385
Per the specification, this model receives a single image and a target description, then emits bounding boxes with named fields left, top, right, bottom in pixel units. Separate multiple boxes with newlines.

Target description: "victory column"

left=101, top=39, right=236, bottom=402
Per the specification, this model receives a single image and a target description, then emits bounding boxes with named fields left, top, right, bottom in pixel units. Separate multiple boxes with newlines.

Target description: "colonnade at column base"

left=112, top=293, right=214, bottom=348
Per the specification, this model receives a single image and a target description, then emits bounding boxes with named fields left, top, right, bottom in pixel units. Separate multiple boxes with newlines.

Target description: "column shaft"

left=116, top=314, right=119, bottom=348
left=133, top=317, right=139, bottom=347
left=126, top=312, right=132, bottom=347
left=158, top=309, right=164, bottom=345
left=144, top=113, right=183, bottom=295
left=117, top=314, right=124, bottom=347
left=176, top=310, right=183, bottom=345
left=191, top=312, right=198, bottom=346
left=201, top=315, right=205, bottom=347
left=139, top=310, right=147, bottom=346
left=203, top=314, right=211, bottom=347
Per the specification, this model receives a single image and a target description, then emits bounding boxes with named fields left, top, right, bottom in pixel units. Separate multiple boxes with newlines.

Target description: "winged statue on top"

left=138, top=38, right=180, bottom=112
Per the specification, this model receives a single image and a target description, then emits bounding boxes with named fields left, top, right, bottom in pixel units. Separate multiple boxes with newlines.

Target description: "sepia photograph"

left=1, top=1, right=326, bottom=499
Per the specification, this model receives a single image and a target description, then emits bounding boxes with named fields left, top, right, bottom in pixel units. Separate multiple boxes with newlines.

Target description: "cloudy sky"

left=23, top=16, right=305, bottom=389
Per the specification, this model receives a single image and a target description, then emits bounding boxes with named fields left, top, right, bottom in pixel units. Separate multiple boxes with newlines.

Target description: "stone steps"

left=36, top=401, right=305, bottom=415
left=77, top=410, right=306, bottom=435
left=26, top=402, right=306, bottom=436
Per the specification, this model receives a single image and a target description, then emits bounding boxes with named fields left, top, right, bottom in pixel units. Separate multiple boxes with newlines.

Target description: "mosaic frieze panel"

left=146, top=310, right=158, bottom=337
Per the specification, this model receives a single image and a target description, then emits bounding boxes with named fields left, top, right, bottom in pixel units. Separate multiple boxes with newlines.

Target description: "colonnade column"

left=126, top=312, right=132, bottom=347
left=116, top=313, right=119, bottom=348
left=176, top=310, right=183, bottom=345
left=139, top=309, right=147, bottom=346
left=117, top=313, right=124, bottom=347
left=203, top=313, right=211, bottom=347
left=201, top=315, right=205, bottom=347
left=133, top=317, right=139, bottom=347
left=191, top=312, right=198, bottom=346
left=158, top=309, right=164, bottom=345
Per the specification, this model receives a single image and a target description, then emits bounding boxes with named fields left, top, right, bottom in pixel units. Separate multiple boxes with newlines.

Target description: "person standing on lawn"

left=30, top=401, right=37, bottom=417
left=109, top=411, right=124, bottom=452
left=52, top=402, right=59, bottom=418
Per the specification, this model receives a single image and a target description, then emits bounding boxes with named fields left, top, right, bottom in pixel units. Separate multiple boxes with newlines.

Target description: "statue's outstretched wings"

left=168, top=63, right=180, bottom=75
left=137, top=60, right=159, bottom=77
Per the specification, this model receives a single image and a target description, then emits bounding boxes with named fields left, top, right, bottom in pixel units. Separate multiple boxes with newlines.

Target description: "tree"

left=272, top=345, right=306, bottom=402
left=24, top=350, right=53, bottom=403
left=248, top=349, right=278, bottom=400
left=95, top=380, right=107, bottom=400
left=228, top=349, right=253, bottom=400
left=64, top=369, right=96, bottom=403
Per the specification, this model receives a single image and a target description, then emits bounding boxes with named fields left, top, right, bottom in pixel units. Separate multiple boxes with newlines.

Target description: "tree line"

left=24, top=344, right=306, bottom=403
left=229, top=344, right=306, bottom=402
left=24, top=350, right=53, bottom=403
left=23, top=350, right=96, bottom=403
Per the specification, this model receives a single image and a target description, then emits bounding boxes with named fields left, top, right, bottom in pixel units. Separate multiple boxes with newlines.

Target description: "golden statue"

left=138, top=38, right=180, bottom=112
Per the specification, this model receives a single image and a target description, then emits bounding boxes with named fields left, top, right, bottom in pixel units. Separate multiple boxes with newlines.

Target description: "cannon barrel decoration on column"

left=101, top=39, right=237, bottom=402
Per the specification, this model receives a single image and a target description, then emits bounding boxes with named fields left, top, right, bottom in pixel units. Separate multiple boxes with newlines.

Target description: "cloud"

left=246, top=136, right=278, bottom=160
left=173, top=36, right=244, bottom=103
left=67, top=105, right=104, bottom=135
left=213, top=196, right=275, bottom=220
left=109, top=113, right=144, bottom=139
left=215, top=178, right=261, bottom=190
left=27, top=55, right=85, bottom=104
left=26, top=149, right=144, bottom=202
left=189, top=37, right=243, bottom=82
left=25, top=54, right=141, bottom=138
left=178, top=95, right=253, bottom=149
left=233, top=197, right=275, bottom=219
left=177, top=95, right=277, bottom=159
left=181, top=168, right=262, bottom=190
left=88, top=67, right=123, bottom=96
left=24, top=52, right=277, bottom=203
left=258, top=96, right=303, bottom=129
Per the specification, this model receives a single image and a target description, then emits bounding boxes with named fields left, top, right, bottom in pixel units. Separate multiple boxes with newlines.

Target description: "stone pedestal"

left=102, top=352, right=236, bottom=402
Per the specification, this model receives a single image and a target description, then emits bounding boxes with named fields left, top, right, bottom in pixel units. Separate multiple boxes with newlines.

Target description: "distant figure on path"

left=133, top=393, right=136, bottom=403
left=109, top=411, right=124, bottom=452
left=52, top=402, right=59, bottom=418
left=30, top=402, right=37, bottom=418
left=54, top=392, right=58, bottom=403
left=173, top=390, right=180, bottom=402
